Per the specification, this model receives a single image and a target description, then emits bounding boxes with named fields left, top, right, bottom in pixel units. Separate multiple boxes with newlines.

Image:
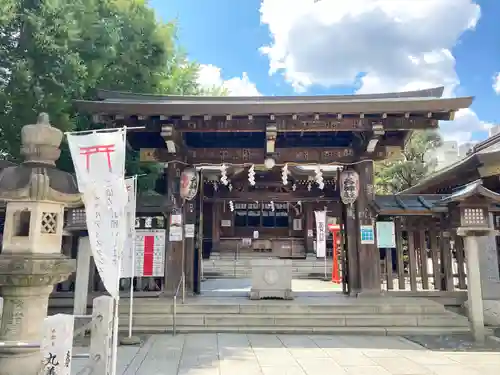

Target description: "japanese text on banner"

left=314, top=210, right=327, bottom=258
left=120, top=177, right=137, bottom=279
left=83, top=180, right=127, bottom=298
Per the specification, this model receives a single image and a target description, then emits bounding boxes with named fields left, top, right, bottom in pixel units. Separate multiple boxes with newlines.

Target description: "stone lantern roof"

left=0, top=113, right=81, bottom=206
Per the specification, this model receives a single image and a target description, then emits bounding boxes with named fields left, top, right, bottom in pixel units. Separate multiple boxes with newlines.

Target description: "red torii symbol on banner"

left=79, top=144, right=115, bottom=172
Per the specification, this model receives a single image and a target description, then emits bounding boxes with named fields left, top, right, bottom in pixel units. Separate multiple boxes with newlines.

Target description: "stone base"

left=249, top=289, right=294, bottom=300
left=250, top=258, right=293, bottom=301
left=464, top=300, right=500, bottom=326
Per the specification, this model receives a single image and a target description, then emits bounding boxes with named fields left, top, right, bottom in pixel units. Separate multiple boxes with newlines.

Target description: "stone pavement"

left=71, top=334, right=500, bottom=375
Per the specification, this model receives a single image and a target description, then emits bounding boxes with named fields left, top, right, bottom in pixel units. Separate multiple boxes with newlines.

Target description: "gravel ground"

left=404, top=334, right=500, bottom=352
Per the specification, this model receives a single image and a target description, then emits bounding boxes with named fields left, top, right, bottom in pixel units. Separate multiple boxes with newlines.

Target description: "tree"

left=0, top=0, right=223, bottom=190
left=374, top=130, right=442, bottom=194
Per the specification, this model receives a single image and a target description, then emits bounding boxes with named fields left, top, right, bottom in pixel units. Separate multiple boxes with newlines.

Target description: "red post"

left=328, top=224, right=341, bottom=284
left=332, top=229, right=341, bottom=283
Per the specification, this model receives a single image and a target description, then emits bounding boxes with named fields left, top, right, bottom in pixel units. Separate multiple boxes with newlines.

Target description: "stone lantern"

left=0, top=113, right=81, bottom=375
left=441, top=179, right=500, bottom=342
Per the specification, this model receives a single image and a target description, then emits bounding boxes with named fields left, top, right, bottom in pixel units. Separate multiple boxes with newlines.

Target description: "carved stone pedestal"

left=0, top=254, right=75, bottom=375
left=249, top=259, right=293, bottom=300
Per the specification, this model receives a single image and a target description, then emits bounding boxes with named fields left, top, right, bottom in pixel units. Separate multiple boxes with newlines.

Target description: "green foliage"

left=0, top=0, right=224, bottom=190
left=374, top=130, right=442, bottom=194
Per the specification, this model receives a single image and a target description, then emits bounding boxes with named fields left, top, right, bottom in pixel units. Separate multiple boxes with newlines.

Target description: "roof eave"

left=96, top=86, right=446, bottom=101
left=73, top=96, right=473, bottom=117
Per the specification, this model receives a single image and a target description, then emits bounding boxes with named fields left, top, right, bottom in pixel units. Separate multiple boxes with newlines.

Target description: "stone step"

left=120, top=325, right=472, bottom=336
left=119, top=313, right=467, bottom=328
left=119, top=301, right=449, bottom=315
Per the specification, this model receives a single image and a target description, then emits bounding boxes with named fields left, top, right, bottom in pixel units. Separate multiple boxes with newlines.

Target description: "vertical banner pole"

left=128, top=176, right=137, bottom=338
left=111, top=128, right=127, bottom=375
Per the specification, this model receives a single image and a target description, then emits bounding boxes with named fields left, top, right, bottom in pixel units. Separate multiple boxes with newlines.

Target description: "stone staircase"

left=117, top=296, right=472, bottom=335
left=203, top=255, right=334, bottom=279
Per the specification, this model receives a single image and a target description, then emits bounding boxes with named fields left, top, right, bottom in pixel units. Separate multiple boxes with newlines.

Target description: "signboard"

left=169, top=226, right=182, bottom=242
left=376, top=221, right=396, bottom=248
left=360, top=225, right=375, bottom=244
left=135, top=215, right=166, bottom=230
left=221, top=219, right=231, bottom=227
left=314, top=210, right=327, bottom=257
left=180, top=168, right=199, bottom=201
left=42, top=314, right=74, bottom=375
left=184, top=224, right=195, bottom=238
left=134, top=229, right=166, bottom=277
left=293, top=218, right=302, bottom=231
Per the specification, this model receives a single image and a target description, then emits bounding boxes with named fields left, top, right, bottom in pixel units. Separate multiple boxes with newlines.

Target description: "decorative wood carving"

left=275, top=148, right=355, bottom=164
left=140, top=147, right=364, bottom=163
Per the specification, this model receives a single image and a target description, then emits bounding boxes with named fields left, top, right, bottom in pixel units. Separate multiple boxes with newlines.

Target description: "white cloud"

left=197, top=64, right=261, bottom=96
left=493, top=72, right=500, bottom=94
left=259, top=0, right=485, bottom=143
left=439, top=108, right=492, bottom=144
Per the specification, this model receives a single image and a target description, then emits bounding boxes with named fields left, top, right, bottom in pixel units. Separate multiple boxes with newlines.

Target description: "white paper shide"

left=314, top=210, right=327, bottom=258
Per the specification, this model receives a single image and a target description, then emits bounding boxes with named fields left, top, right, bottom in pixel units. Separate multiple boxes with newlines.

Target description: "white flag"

left=67, top=128, right=128, bottom=298
left=314, top=210, right=327, bottom=258
left=67, top=129, right=126, bottom=192
left=120, top=177, right=137, bottom=279
left=83, top=179, right=127, bottom=298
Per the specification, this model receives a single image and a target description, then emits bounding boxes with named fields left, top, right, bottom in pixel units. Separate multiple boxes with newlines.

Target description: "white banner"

left=314, top=210, right=327, bottom=258
left=67, top=128, right=126, bottom=192
left=67, top=128, right=128, bottom=298
left=120, top=177, right=137, bottom=279
left=42, top=314, right=74, bottom=375
left=83, top=179, right=128, bottom=298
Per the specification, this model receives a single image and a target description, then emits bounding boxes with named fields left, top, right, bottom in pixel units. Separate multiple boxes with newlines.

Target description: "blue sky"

left=150, top=0, right=499, bottom=144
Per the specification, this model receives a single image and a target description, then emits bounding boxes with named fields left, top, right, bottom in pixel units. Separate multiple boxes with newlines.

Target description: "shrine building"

left=59, top=86, right=472, bottom=299
left=32, top=84, right=500, bottom=331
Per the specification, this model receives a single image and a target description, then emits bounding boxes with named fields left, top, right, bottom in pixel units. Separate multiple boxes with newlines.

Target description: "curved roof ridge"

left=96, top=86, right=445, bottom=102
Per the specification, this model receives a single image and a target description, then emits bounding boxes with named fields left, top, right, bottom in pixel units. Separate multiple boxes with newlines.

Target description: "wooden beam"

left=203, top=196, right=335, bottom=203
left=112, top=115, right=440, bottom=133
left=139, top=147, right=371, bottom=164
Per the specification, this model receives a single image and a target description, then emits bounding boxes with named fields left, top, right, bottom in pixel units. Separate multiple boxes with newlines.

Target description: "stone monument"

left=0, top=113, right=81, bottom=374
left=250, top=258, right=293, bottom=300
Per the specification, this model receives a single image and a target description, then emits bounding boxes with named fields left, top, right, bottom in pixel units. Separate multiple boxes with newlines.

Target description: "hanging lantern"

left=339, top=170, right=360, bottom=205
left=180, top=168, right=199, bottom=201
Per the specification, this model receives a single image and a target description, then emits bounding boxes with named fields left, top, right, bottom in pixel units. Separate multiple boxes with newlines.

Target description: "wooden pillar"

left=344, top=203, right=360, bottom=294
left=355, top=161, right=381, bottom=295
left=164, top=162, right=183, bottom=293
left=184, top=200, right=196, bottom=292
